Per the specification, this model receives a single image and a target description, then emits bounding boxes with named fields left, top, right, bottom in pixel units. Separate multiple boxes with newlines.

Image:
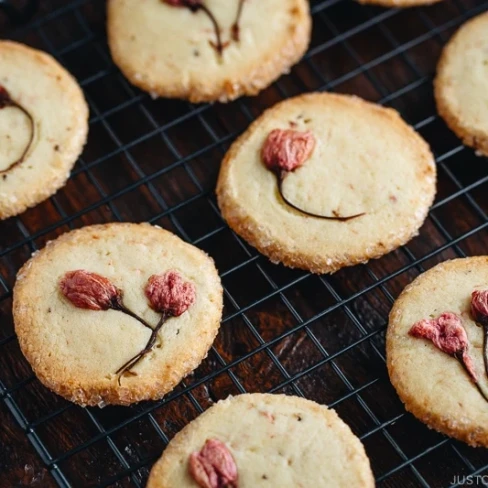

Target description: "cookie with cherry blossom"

left=216, top=92, right=436, bottom=274
left=147, top=393, right=375, bottom=488
left=387, top=256, right=488, bottom=447
left=13, top=223, right=223, bottom=406
left=0, top=40, right=88, bottom=220
left=107, top=0, right=311, bottom=103
left=434, top=11, right=488, bottom=157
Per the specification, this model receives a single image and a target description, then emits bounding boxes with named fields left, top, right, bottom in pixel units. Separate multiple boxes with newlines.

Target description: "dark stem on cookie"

left=110, top=296, right=153, bottom=332
left=472, top=290, right=488, bottom=377
left=231, top=0, right=245, bottom=42
left=116, top=271, right=196, bottom=383
left=262, top=129, right=366, bottom=222
left=0, top=85, right=35, bottom=175
left=197, top=3, right=224, bottom=56
left=116, top=312, right=168, bottom=384
left=483, top=327, right=488, bottom=384
left=454, top=351, right=488, bottom=403
left=162, top=1, right=224, bottom=56
left=277, top=171, right=366, bottom=221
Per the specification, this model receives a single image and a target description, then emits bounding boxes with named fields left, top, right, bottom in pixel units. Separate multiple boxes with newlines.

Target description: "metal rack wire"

left=1, top=0, right=488, bottom=486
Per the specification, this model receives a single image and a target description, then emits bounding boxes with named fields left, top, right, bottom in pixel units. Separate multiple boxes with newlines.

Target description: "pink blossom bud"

left=409, top=312, right=477, bottom=381
left=189, top=439, right=238, bottom=488
left=145, top=270, right=196, bottom=317
left=261, top=129, right=316, bottom=173
left=472, top=290, right=488, bottom=327
left=60, top=270, right=121, bottom=311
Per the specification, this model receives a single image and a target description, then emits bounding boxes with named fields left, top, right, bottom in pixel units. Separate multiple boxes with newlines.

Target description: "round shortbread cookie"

left=356, top=0, right=443, bottom=7
left=0, top=41, right=88, bottom=220
left=434, top=12, right=488, bottom=157
left=147, top=393, right=375, bottom=487
left=107, top=0, right=311, bottom=103
left=387, top=257, right=488, bottom=447
left=216, top=92, right=436, bottom=274
left=13, top=223, right=223, bottom=406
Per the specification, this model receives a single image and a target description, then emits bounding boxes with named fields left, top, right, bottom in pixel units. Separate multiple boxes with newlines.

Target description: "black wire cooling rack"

left=1, top=1, right=488, bottom=486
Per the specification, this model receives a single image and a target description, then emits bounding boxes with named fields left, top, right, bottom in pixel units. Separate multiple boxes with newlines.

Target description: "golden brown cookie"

left=147, top=393, right=375, bottom=488
left=0, top=41, right=88, bottom=220
left=107, top=0, right=311, bottom=103
left=434, top=11, right=488, bottom=157
left=387, top=257, right=488, bottom=447
left=13, top=223, right=223, bottom=407
left=216, top=92, right=436, bottom=274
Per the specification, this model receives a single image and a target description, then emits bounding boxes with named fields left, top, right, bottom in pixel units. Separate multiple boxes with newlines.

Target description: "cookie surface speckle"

left=387, top=257, right=488, bottom=447
left=217, top=92, right=436, bottom=274
left=147, top=393, right=375, bottom=487
left=434, top=11, right=488, bottom=157
left=0, top=41, right=88, bottom=220
left=107, top=0, right=311, bottom=103
left=13, top=223, right=223, bottom=406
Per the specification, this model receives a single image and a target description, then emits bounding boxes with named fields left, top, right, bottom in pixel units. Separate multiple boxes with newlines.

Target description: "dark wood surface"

left=1, top=1, right=488, bottom=486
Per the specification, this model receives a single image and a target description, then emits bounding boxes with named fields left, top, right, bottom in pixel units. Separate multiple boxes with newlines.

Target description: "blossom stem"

left=111, top=298, right=153, bottom=331
left=116, top=312, right=168, bottom=384
left=231, top=0, right=245, bottom=41
left=483, top=325, right=488, bottom=379
left=277, top=172, right=365, bottom=221
left=194, top=3, right=223, bottom=56
left=0, top=90, right=35, bottom=175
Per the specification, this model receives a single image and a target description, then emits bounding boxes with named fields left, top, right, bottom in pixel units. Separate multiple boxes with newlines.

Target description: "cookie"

left=356, top=0, right=443, bottom=7
left=107, top=0, right=311, bottom=103
left=147, top=393, right=375, bottom=488
left=216, top=92, right=436, bottom=274
left=387, top=256, right=488, bottom=447
left=434, top=12, right=488, bottom=157
left=13, top=223, right=223, bottom=406
left=0, top=41, right=88, bottom=220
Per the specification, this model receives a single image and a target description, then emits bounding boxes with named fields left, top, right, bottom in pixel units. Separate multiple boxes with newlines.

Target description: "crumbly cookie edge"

left=147, top=393, right=375, bottom=488
left=386, top=256, right=488, bottom=447
left=13, top=222, right=224, bottom=406
left=216, top=92, right=437, bottom=274
left=0, top=40, right=89, bottom=220
left=106, top=0, right=311, bottom=103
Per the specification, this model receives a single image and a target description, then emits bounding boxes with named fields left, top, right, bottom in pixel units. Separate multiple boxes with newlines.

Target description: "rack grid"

left=1, top=0, right=488, bottom=486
